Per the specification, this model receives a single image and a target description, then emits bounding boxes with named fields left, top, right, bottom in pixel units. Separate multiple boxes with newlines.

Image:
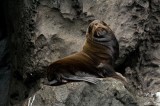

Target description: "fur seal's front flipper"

left=41, top=78, right=60, bottom=86
left=42, top=76, right=99, bottom=86
left=63, top=76, right=100, bottom=84
left=42, top=79, right=65, bottom=86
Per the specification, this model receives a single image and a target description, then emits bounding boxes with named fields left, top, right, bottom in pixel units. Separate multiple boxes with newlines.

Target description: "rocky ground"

left=23, top=78, right=138, bottom=106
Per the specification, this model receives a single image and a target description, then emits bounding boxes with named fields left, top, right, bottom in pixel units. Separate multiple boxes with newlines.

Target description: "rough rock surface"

left=4, top=0, right=160, bottom=105
left=23, top=78, right=138, bottom=106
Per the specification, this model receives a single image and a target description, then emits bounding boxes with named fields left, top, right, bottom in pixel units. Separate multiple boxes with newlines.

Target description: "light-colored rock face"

left=7, top=0, right=160, bottom=105
left=34, top=6, right=87, bottom=63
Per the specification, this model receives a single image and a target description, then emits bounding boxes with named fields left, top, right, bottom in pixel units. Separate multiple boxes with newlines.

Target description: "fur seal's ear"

left=102, top=21, right=107, bottom=26
left=86, top=23, right=93, bottom=36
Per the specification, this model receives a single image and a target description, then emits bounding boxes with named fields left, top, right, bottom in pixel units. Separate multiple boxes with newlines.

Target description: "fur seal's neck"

left=82, top=39, right=113, bottom=65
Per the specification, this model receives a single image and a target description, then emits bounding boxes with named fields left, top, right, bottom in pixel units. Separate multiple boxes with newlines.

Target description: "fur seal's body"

left=46, top=20, right=126, bottom=86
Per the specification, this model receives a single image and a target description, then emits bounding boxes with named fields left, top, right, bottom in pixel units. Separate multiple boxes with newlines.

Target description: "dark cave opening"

left=115, top=47, right=140, bottom=75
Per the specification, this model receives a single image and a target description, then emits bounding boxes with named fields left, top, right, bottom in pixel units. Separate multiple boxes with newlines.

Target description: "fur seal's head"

left=84, top=20, right=119, bottom=63
left=86, top=20, right=114, bottom=43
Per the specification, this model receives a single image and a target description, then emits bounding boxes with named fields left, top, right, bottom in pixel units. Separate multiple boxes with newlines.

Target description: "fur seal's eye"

left=95, top=23, right=98, bottom=26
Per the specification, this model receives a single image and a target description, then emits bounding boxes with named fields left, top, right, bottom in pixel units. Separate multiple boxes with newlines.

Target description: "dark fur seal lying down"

left=45, top=20, right=126, bottom=86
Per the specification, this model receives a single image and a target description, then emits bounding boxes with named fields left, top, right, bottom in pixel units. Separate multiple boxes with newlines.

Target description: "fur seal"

left=45, top=20, right=126, bottom=86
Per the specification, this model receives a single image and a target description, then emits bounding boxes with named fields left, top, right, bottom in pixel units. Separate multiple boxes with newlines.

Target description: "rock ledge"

left=24, top=78, right=138, bottom=106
